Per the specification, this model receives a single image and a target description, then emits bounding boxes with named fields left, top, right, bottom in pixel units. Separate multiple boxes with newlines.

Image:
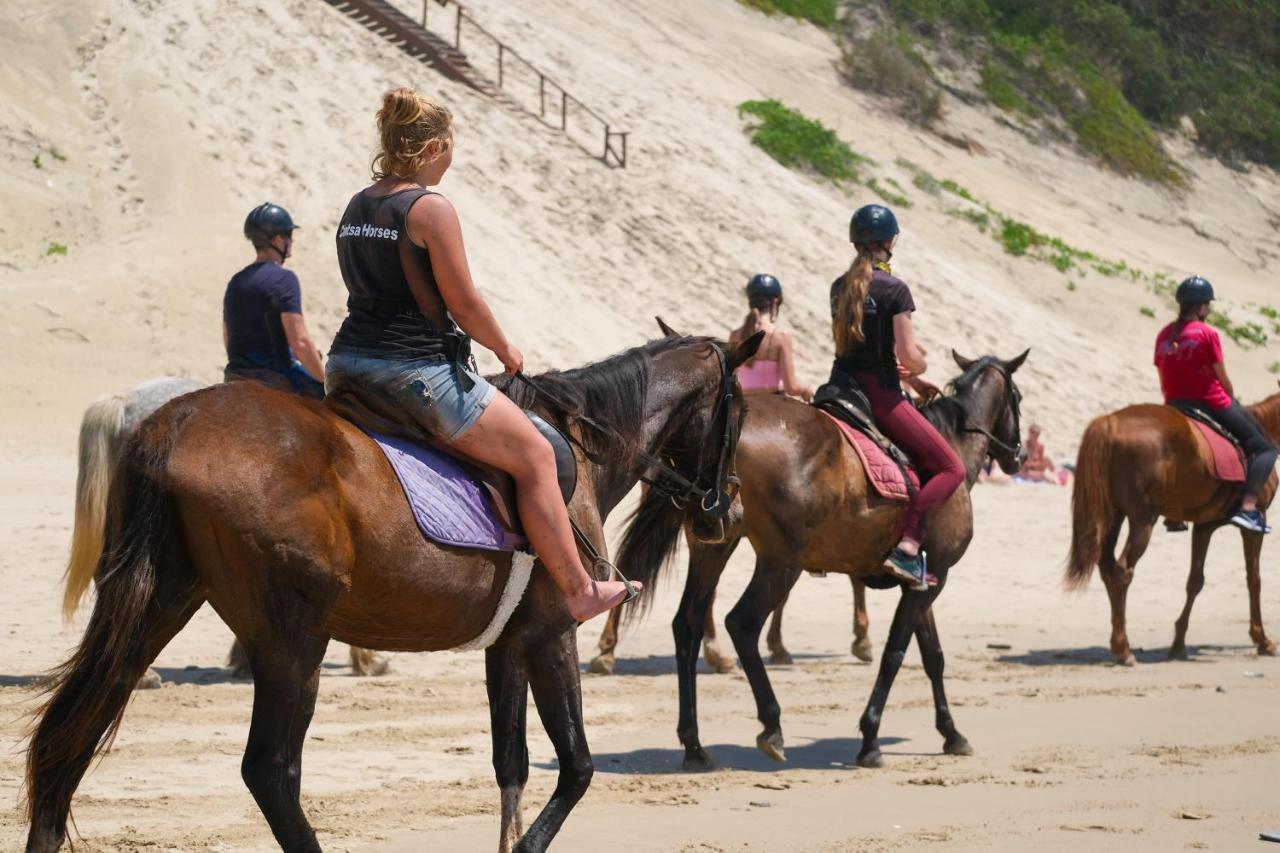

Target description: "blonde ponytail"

left=372, top=87, right=453, bottom=180
left=833, top=249, right=874, bottom=352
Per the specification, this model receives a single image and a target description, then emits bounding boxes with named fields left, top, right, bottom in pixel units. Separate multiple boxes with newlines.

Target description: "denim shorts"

left=326, top=350, right=497, bottom=441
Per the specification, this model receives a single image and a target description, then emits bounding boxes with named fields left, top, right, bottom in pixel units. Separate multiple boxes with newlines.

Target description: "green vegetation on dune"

left=738, top=0, right=839, bottom=29
left=870, top=0, right=1280, bottom=174
left=738, top=99, right=868, bottom=180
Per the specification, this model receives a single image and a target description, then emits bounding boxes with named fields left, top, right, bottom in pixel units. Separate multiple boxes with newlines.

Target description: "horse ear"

left=1006, top=348, right=1030, bottom=373
left=727, top=330, right=765, bottom=370
left=655, top=316, right=681, bottom=338
left=952, top=350, right=976, bottom=370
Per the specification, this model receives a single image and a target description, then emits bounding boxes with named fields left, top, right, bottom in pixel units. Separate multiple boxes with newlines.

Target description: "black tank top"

left=830, top=268, right=916, bottom=388
left=331, top=187, right=456, bottom=357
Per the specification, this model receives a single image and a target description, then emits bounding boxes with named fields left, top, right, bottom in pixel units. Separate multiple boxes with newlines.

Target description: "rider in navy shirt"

left=223, top=203, right=325, bottom=398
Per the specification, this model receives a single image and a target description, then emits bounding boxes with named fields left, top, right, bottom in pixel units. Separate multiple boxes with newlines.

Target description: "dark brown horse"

left=25, top=333, right=760, bottom=853
left=1066, top=387, right=1280, bottom=665
left=618, top=348, right=1028, bottom=771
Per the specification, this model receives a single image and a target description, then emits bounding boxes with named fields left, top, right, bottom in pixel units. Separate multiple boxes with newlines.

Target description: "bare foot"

left=565, top=580, right=641, bottom=622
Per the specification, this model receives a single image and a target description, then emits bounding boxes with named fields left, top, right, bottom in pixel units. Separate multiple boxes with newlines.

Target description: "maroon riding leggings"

left=852, top=372, right=965, bottom=542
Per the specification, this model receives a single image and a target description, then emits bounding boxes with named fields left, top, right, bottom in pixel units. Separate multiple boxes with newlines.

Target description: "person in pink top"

left=1155, top=275, right=1276, bottom=533
left=729, top=274, right=815, bottom=401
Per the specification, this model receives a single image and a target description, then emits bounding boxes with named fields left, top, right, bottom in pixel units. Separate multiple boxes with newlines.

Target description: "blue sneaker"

left=1230, top=508, right=1272, bottom=534
left=884, top=548, right=931, bottom=591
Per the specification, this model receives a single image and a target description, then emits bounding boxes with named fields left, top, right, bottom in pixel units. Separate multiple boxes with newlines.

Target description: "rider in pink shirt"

left=730, top=274, right=814, bottom=401
left=1155, top=275, right=1276, bottom=533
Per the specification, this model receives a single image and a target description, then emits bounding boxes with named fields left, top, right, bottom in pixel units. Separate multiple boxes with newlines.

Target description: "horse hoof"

left=1168, top=645, right=1189, bottom=661
left=1258, top=642, right=1277, bottom=657
left=1115, top=652, right=1136, bottom=667
left=682, top=747, right=715, bottom=772
left=703, top=644, right=737, bottom=674
left=588, top=655, right=615, bottom=675
left=857, top=749, right=884, bottom=769
left=136, top=668, right=163, bottom=690
left=768, top=650, right=794, bottom=666
left=756, top=731, right=786, bottom=763
left=851, top=638, right=874, bottom=663
left=944, top=735, right=974, bottom=757
left=353, top=655, right=392, bottom=677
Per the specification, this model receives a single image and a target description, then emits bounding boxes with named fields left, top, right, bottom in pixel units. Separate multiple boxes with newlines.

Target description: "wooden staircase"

left=321, top=0, right=496, bottom=95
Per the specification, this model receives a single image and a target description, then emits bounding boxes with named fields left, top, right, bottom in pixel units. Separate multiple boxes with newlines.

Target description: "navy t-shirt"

left=223, top=262, right=302, bottom=370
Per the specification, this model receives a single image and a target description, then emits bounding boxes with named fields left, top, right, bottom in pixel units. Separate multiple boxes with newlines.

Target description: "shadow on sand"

left=540, top=735, right=905, bottom=775
left=581, top=651, right=844, bottom=678
left=994, top=643, right=1256, bottom=667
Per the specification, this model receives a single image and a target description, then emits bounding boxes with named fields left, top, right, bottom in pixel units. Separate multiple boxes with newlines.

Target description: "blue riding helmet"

left=849, top=204, right=899, bottom=245
left=243, top=202, right=299, bottom=244
left=1175, top=275, right=1214, bottom=306
left=745, top=273, right=783, bottom=303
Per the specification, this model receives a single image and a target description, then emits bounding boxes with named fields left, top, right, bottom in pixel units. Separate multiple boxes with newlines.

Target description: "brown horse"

left=25, top=333, right=760, bottom=853
left=1065, top=388, right=1280, bottom=665
left=617, top=347, right=1028, bottom=771
left=589, top=570, right=872, bottom=675
left=64, top=377, right=389, bottom=681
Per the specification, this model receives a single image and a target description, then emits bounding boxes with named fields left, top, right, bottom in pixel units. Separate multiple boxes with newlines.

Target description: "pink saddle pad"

left=821, top=412, right=919, bottom=501
left=1189, top=420, right=1246, bottom=483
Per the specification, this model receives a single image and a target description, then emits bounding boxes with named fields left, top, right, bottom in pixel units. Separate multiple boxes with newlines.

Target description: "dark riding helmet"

left=1175, top=275, right=1214, bottom=306
left=745, top=273, right=783, bottom=304
left=243, top=202, right=298, bottom=245
left=849, top=204, right=899, bottom=245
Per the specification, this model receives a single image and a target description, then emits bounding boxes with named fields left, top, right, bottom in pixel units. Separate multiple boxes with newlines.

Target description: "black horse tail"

left=26, top=420, right=188, bottom=848
left=1065, top=414, right=1114, bottom=591
left=615, top=485, right=686, bottom=625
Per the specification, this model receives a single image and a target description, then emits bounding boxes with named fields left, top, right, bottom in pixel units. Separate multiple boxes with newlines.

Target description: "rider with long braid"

left=731, top=274, right=814, bottom=401
left=830, top=204, right=964, bottom=587
left=1155, top=275, right=1276, bottom=533
left=325, top=87, right=636, bottom=620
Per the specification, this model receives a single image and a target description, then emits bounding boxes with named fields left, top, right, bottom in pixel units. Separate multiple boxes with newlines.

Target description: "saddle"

left=1169, top=402, right=1246, bottom=484
left=325, top=379, right=578, bottom=538
left=812, top=372, right=917, bottom=499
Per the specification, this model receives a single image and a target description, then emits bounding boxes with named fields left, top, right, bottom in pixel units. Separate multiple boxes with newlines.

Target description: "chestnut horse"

left=1066, top=388, right=1280, bottom=664
left=25, top=333, right=760, bottom=853
left=617, top=348, right=1028, bottom=771
left=64, top=377, right=389, bottom=681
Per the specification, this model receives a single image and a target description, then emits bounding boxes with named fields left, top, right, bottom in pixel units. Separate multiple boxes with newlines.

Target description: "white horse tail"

left=63, top=394, right=126, bottom=620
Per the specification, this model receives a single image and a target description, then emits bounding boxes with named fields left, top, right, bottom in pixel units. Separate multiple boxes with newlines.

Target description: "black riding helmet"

left=849, top=204, right=899, bottom=245
left=243, top=202, right=299, bottom=245
left=746, top=273, right=783, bottom=304
left=1175, top=275, right=1214, bottom=306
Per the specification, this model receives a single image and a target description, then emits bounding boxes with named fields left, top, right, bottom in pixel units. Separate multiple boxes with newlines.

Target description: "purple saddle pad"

left=371, top=433, right=527, bottom=552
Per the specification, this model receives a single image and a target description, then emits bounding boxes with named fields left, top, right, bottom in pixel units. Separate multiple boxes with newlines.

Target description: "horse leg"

left=765, top=584, right=793, bottom=666
left=26, top=573, right=202, bottom=852
left=239, top=620, right=331, bottom=853
left=701, top=588, right=736, bottom=674
left=1242, top=530, right=1275, bottom=655
left=916, top=606, right=971, bottom=757
left=514, top=634, right=592, bottom=853
left=486, top=643, right=529, bottom=853
left=851, top=578, right=873, bottom=662
left=857, top=588, right=929, bottom=768
left=227, top=639, right=251, bottom=679
left=1101, top=515, right=1149, bottom=666
left=675, top=539, right=738, bottom=770
left=725, top=562, right=803, bottom=763
left=588, top=607, right=621, bottom=675
left=349, top=645, right=391, bottom=676
left=1169, top=523, right=1214, bottom=660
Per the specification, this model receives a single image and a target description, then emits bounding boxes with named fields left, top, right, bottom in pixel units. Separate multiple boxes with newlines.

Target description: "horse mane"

left=920, top=355, right=1005, bottom=436
left=494, top=335, right=721, bottom=463
left=1249, top=390, right=1280, bottom=440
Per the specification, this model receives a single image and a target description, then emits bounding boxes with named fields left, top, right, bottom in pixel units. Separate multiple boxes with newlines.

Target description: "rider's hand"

left=497, top=342, right=524, bottom=376
left=911, top=376, right=943, bottom=402
left=800, top=384, right=816, bottom=402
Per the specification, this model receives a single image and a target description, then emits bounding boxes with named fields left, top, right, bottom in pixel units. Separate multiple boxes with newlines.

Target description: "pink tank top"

left=736, top=359, right=782, bottom=393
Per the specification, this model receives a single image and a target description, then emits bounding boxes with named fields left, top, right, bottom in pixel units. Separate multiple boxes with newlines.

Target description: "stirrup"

left=594, top=557, right=640, bottom=603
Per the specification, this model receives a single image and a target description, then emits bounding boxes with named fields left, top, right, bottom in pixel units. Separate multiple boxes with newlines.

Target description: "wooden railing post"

left=561, top=91, right=568, bottom=131
left=539, top=74, right=545, bottom=116
left=497, top=44, right=504, bottom=88
left=455, top=6, right=462, bottom=49
left=421, top=0, right=427, bottom=28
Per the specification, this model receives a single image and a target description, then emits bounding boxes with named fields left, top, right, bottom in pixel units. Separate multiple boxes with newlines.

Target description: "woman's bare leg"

left=452, top=393, right=636, bottom=621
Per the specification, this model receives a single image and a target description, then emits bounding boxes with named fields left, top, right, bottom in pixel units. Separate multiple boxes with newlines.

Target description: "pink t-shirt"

left=1154, top=319, right=1231, bottom=409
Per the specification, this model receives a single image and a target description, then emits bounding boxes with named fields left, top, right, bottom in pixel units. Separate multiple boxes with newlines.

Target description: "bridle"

left=958, top=362, right=1023, bottom=461
left=516, top=341, right=741, bottom=520
left=635, top=343, right=741, bottom=518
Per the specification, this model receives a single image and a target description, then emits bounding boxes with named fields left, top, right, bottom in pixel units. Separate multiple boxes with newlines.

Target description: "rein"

left=956, top=363, right=1023, bottom=459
